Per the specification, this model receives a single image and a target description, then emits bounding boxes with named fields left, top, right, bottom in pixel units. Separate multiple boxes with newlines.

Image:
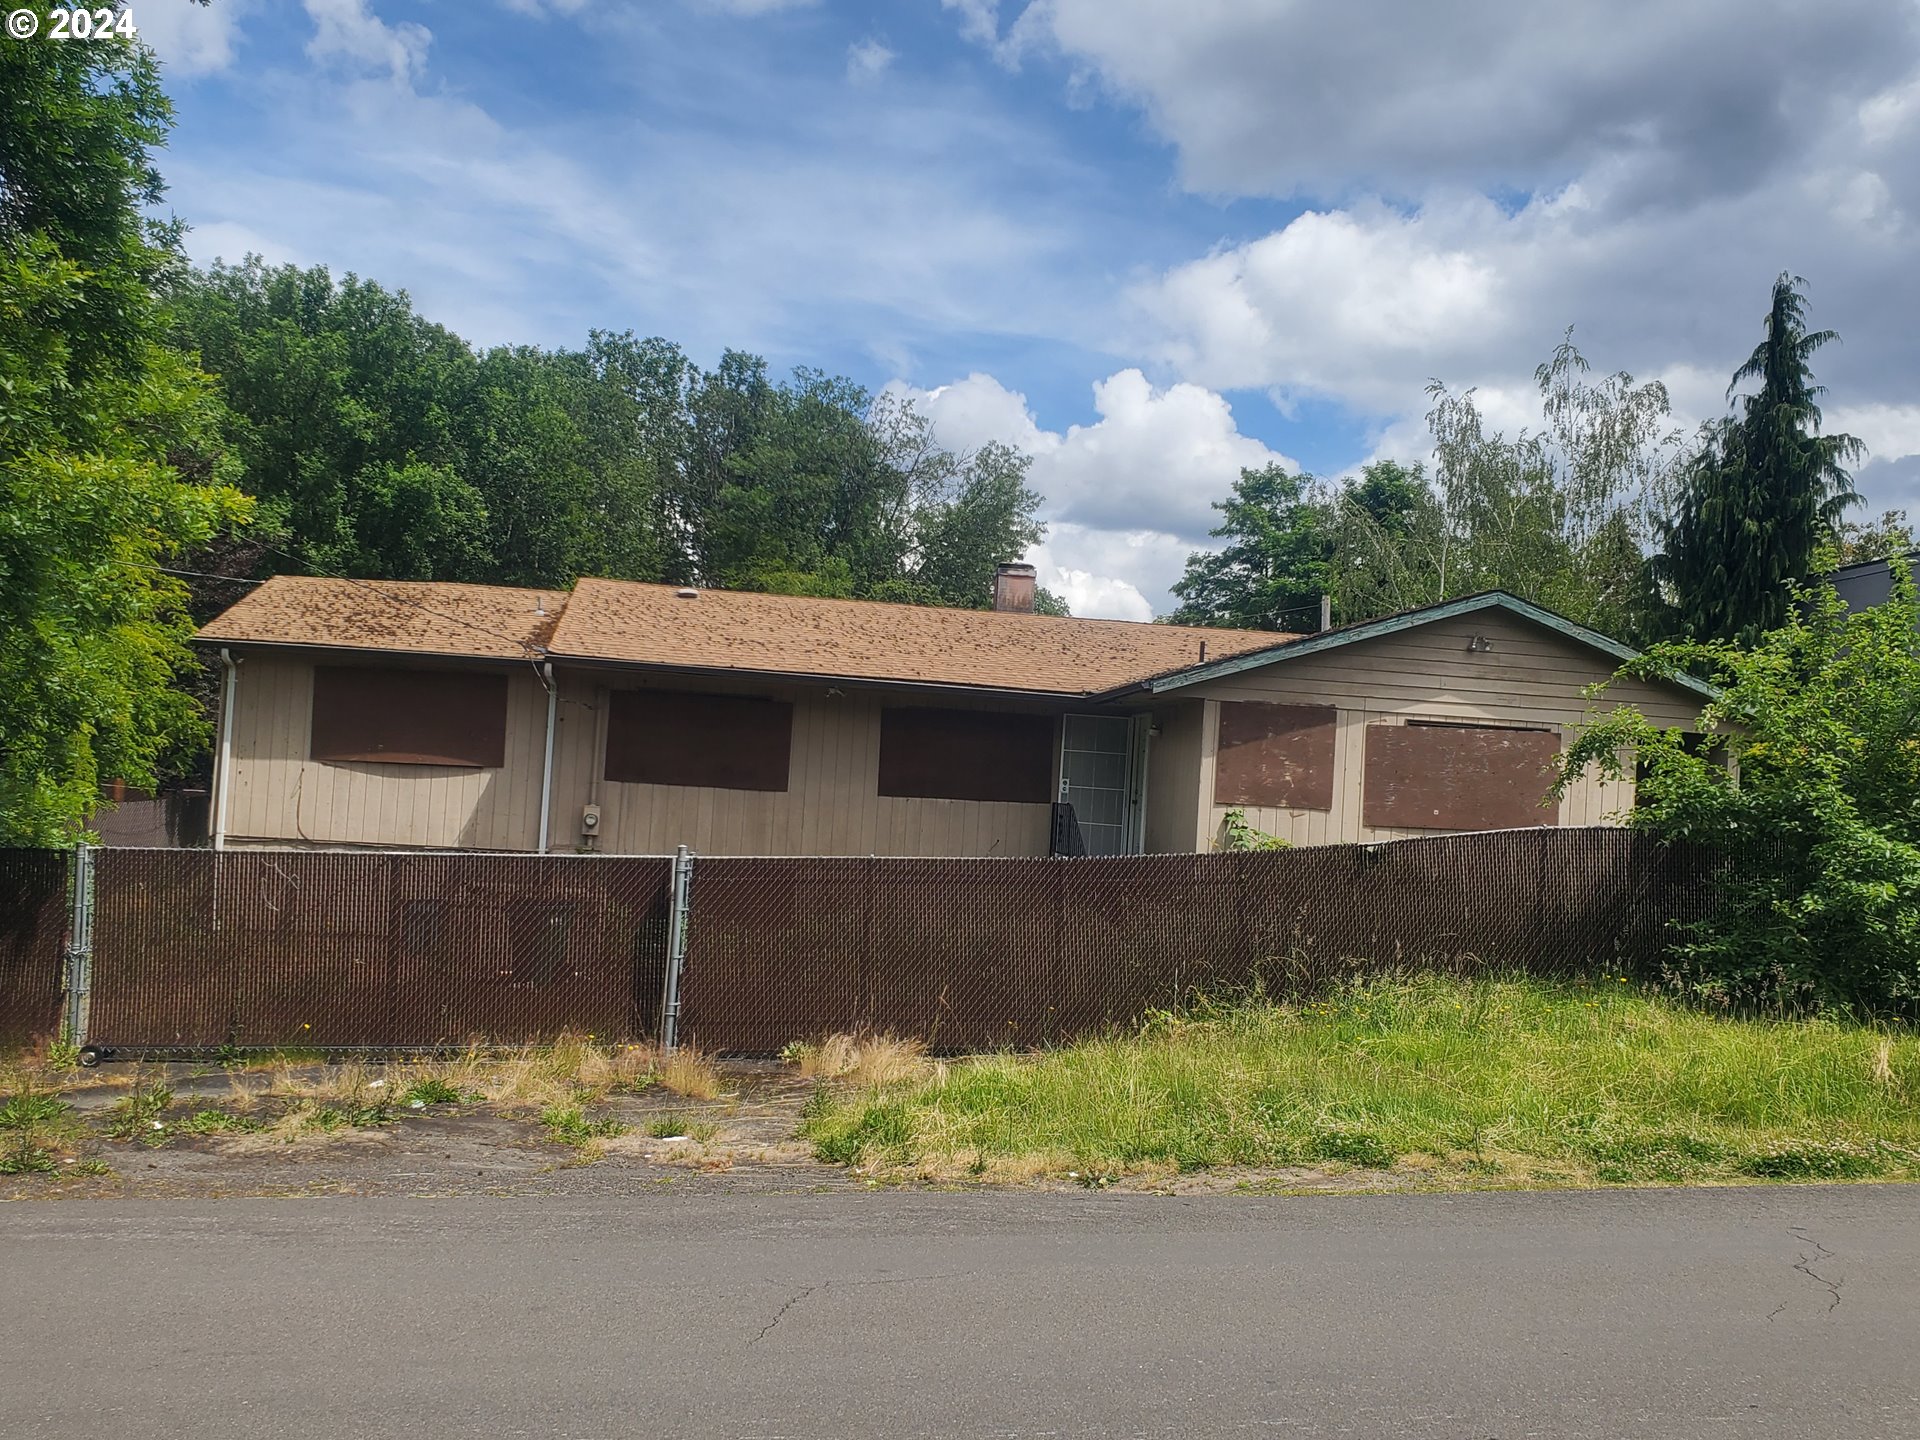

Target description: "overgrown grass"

left=802, top=976, right=1920, bottom=1187
left=783, top=1032, right=933, bottom=1086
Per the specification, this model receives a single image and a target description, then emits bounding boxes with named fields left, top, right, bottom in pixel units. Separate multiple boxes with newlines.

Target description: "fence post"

left=63, top=843, right=96, bottom=1050
left=660, top=845, right=694, bottom=1053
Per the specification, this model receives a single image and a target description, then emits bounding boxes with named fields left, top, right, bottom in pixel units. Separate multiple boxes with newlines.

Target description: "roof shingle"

left=196, top=575, right=1295, bottom=695
left=196, top=576, right=562, bottom=660
left=549, top=578, right=1291, bottom=694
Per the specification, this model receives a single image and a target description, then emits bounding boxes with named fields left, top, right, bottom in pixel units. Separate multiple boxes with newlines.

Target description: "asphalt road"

left=2, top=1186, right=1916, bottom=1439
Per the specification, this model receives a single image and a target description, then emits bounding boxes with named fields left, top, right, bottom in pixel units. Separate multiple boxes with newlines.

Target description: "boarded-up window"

left=310, top=667, right=508, bottom=768
left=1214, top=701, right=1337, bottom=810
left=1362, top=721, right=1561, bottom=831
left=604, top=690, right=792, bottom=792
left=878, top=708, right=1053, bottom=804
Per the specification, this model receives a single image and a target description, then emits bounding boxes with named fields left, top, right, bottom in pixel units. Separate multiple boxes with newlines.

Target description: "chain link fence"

left=87, top=850, right=673, bottom=1050
left=0, top=848, right=69, bottom=1048
left=0, top=829, right=1718, bottom=1055
left=673, top=829, right=1718, bottom=1053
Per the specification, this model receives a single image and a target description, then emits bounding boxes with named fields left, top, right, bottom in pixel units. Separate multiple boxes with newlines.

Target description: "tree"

left=173, top=269, right=1054, bottom=611
left=1173, top=339, right=1681, bottom=636
left=1168, top=464, right=1334, bottom=630
left=1654, top=274, right=1863, bottom=643
left=1837, top=509, right=1915, bottom=565
left=0, top=18, right=250, bottom=843
left=1557, top=571, right=1920, bottom=1015
left=170, top=259, right=489, bottom=579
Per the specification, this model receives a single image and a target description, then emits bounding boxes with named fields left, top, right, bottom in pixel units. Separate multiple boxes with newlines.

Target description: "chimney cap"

left=674, top=587, right=699, bottom=599
left=995, top=562, right=1038, bottom=578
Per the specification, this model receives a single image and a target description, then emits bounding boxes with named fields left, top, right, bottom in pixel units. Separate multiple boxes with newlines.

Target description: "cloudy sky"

left=142, top=0, right=1920, bottom=619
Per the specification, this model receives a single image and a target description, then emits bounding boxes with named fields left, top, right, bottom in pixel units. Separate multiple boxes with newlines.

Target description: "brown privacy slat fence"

left=673, top=829, right=1717, bottom=1053
left=0, top=849, right=68, bottom=1047
left=0, top=830, right=1717, bottom=1055
left=88, top=851, right=672, bottom=1049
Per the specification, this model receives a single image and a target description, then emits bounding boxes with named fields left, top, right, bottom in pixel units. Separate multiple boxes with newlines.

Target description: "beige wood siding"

left=545, top=674, right=1055, bottom=857
left=1186, top=610, right=1706, bottom=848
left=1142, top=700, right=1206, bottom=853
left=223, top=654, right=548, bottom=850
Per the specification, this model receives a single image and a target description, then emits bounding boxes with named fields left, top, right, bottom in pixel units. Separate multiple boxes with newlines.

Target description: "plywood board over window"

left=310, top=667, right=508, bottom=767
left=878, top=708, right=1053, bottom=803
left=604, top=690, right=793, bottom=792
left=1363, top=721, right=1562, bottom=831
left=1214, top=701, right=1337, bottom=810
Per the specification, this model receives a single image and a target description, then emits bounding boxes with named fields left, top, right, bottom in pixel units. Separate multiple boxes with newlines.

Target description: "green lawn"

left=801, top=976, right=1920, bottom=1188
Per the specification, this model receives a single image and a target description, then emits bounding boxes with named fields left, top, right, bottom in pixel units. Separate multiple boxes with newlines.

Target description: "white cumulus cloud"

left=887, top=369, right=1292, bottom=617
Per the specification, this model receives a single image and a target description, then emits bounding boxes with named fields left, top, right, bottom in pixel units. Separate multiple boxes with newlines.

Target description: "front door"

left=1058, top=714, right=1147, bottom=855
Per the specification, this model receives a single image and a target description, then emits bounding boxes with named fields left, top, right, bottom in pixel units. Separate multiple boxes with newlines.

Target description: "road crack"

left=1786, top=1226, right=1843, bottom=1315
left=749, top=1281, right=820, bottom=1346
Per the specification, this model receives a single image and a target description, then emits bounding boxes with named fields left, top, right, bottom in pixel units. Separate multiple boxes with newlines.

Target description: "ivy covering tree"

left=1654, top=275, right=1863, bottom=643
left=1558, top=572, right=1920, bottom=1016
left=0, top=18, right=250, bottom=844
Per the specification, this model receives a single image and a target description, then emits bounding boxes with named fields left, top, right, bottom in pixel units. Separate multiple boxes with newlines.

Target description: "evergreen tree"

left=1655, top=274, right=1863, bottom=643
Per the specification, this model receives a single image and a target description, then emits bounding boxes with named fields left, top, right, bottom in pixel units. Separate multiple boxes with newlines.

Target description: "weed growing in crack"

left=0, top=1090, right=85, bottom=1174
left=542, top=1103, right=628, bottom=1148
left=102, top=1083, right=173, bottom=1143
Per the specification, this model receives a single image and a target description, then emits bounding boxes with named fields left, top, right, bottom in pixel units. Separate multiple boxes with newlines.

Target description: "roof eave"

left=192, top=636, right=544, bottom=665
left=540, top=652, right=1119, bottom=701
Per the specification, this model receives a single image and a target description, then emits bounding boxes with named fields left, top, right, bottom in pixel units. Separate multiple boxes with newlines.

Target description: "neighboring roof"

left=1104, top=591, right=1718, bottom=701
left=197, top=575, right=563, bottom=661
left=546, top=578, right=1290, bottom=695
left=1830, top=548, right=1920, bottom=580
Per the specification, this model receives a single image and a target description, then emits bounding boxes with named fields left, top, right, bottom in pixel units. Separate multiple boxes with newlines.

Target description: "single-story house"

left=191, top=565, right=1712, bottom=857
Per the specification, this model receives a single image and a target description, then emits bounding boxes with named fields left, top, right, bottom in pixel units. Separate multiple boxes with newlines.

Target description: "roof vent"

left=675, top=587, right=699, bottom=600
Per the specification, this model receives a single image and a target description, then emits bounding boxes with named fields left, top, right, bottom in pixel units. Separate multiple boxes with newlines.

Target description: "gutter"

left=211, top=647, right=238, bottom=851
left=536, top=661, right=557, bottom=854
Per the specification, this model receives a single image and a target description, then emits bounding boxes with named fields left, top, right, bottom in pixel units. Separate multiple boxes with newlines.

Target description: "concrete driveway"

left=2, top=1185, right=1915, bottom=1438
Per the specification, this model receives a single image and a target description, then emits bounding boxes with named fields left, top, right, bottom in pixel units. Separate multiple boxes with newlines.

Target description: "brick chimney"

left=992, top=563, right=1037, bottom=614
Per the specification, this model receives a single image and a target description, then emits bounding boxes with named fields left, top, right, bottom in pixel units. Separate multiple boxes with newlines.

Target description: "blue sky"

left=140, top=0, right=1920, bottom=617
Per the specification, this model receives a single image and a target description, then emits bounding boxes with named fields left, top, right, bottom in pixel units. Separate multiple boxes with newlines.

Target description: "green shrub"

left=1560, top=567, right=1920, bottom=1016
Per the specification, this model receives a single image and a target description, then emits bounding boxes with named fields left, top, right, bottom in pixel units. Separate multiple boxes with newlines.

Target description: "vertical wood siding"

left=225, top=656, right=547, bottom=850
left=1142, top=700, right=1205, bottom=853
left=1183, top=610, right=1705, bottom=848
left=543, top=676, right=1055, bottom=857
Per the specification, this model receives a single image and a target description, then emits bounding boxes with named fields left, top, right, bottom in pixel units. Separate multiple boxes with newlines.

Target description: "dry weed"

left=657, top=1048, right=724, bottom=1099
left=786, top=1032, right=932, bottom=1087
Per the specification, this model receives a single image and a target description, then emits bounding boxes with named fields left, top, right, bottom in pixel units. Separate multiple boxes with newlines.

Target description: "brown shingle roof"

left=547, top=578, right=1291, bottom=694
left=197, top=576, right=563, bottom=660
left=197, top=574, right=1297, bottom=694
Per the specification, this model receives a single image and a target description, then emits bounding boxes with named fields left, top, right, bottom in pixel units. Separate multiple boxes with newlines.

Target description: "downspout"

left=211, top=647, right=238, bottom=851
left=536, top=661, right=557, bottom=854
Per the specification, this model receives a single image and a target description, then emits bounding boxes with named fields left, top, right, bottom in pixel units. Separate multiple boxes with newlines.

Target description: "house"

left=1831, top=550, right=1920, bottom=619
left=192, top=565, right=1712, bottom=857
